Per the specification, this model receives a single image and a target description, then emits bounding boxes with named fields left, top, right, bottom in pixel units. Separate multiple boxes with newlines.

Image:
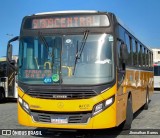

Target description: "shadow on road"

left=133, top=99, right=152, bottom=120
left=32, top=127, right=129, bottom=138
left=0, top=98, right=17, bottom=104
left=154, top=88, right=160, bottom=91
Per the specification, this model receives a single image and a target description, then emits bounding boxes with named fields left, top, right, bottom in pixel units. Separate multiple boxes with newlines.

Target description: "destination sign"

left=29, top=15, right=109, bottom=29
left=24, top=70, right=52, bottom=78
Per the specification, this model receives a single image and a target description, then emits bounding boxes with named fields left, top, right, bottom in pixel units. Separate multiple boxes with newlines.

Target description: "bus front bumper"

left=18, top=102, right=116, bottom=129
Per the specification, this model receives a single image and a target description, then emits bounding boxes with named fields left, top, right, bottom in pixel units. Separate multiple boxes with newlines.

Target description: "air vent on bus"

left=27, top=89, right=97, bottom=99
left=38, top=114, right=51, bottom=123
left=31, top=111, right=91, bottom=124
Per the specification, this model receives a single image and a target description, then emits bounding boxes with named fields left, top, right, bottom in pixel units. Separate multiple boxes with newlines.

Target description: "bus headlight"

left=92, top=96, right=115, bottom=116
left=18, top=97, right=30, bottom=114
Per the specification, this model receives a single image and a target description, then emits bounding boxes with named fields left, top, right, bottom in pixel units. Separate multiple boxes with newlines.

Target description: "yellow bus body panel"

left=18, top=101, right=116, bottom=129
left=18, top=85, right=117, bottom=129
left=17, top=68, right=154, bottom=129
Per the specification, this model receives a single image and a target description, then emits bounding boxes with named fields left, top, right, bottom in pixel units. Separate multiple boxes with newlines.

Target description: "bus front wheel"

left=122, top=95, right=133, bottom=130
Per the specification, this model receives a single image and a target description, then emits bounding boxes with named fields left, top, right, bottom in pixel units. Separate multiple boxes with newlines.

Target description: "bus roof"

left=34, top=10, right=99, bottom=15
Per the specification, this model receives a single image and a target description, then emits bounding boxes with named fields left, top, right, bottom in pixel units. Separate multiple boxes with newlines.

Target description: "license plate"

left=51, top=118, right=68, bottom=124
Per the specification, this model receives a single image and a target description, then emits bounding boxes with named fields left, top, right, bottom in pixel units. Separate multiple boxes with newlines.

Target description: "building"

left=152, top=48, right=160, bottom=64
left=0, top=56, right=18, bottom=62
left=0, top=57, right=6, bottom=61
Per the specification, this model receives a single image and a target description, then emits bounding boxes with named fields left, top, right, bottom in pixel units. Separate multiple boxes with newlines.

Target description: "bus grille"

left=31, top=111, right=91, bottom=124
left=27, top=89, right=97, bottom=99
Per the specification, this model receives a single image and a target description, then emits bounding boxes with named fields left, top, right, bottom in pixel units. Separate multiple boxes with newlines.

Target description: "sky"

left=0, top=0, right=160, bottom=57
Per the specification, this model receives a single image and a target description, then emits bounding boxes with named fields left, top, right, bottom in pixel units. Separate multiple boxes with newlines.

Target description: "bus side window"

left=117, top=40, right=125, bottom=87
left=117, top=41, right=125, bottom=71
left=125, top=33, right=133, bottom=66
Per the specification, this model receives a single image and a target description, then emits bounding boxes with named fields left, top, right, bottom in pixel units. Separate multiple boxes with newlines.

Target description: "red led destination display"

left=24, top=70, right=52, bottom=78
left=31, top=15, right=109, bottom=29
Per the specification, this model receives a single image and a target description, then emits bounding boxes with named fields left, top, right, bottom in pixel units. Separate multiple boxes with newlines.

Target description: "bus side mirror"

left=7, top=36, right=19, bottom=70
left=7, top=44, right=13, bottom=61
left=120, top=43, right=128, bottom=60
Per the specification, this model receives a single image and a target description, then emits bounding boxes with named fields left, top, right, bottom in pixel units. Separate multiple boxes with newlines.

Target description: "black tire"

left=143, top=91, right=149, bottom=110
left=0, top=87, right=5, bottom=102
left=122, top=96, right=133, bottom=130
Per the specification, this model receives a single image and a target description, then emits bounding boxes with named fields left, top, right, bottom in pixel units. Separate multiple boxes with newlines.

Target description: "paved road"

left=0, top=91, right=160, bottom=138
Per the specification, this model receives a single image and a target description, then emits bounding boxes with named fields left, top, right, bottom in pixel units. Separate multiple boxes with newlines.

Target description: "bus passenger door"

left=7, top=61, right=16, bottom=97
left=7, top=36, right=19, bottom=99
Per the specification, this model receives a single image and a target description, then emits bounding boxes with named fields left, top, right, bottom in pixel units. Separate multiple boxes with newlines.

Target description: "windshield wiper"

left=78, top=30, right=89, bottom=59
left=73, top=30, right=89, bottom=75
left=38, top=32, right=49, bottom=50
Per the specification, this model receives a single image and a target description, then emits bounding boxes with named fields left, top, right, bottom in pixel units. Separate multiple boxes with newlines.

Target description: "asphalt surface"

left=0, top=91, right=160, bottom=138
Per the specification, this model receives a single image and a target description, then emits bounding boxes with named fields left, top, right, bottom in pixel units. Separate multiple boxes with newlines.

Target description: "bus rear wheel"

left=143, top=91, right=149, bottom=110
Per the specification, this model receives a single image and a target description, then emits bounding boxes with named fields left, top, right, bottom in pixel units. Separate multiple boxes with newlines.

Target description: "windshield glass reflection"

left=18, top=34, right=114, bottom=85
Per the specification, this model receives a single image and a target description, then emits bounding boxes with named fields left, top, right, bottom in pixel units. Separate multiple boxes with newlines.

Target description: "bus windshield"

left=18, top=33, right=114, bottom=85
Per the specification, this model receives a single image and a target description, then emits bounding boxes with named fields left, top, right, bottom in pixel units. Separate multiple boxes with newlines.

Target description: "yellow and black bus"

left=7, top=11, right=154, bottom=129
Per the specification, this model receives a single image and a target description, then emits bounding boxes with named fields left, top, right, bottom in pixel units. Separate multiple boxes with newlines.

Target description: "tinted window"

left=154, top=66, right=160, bottom=76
